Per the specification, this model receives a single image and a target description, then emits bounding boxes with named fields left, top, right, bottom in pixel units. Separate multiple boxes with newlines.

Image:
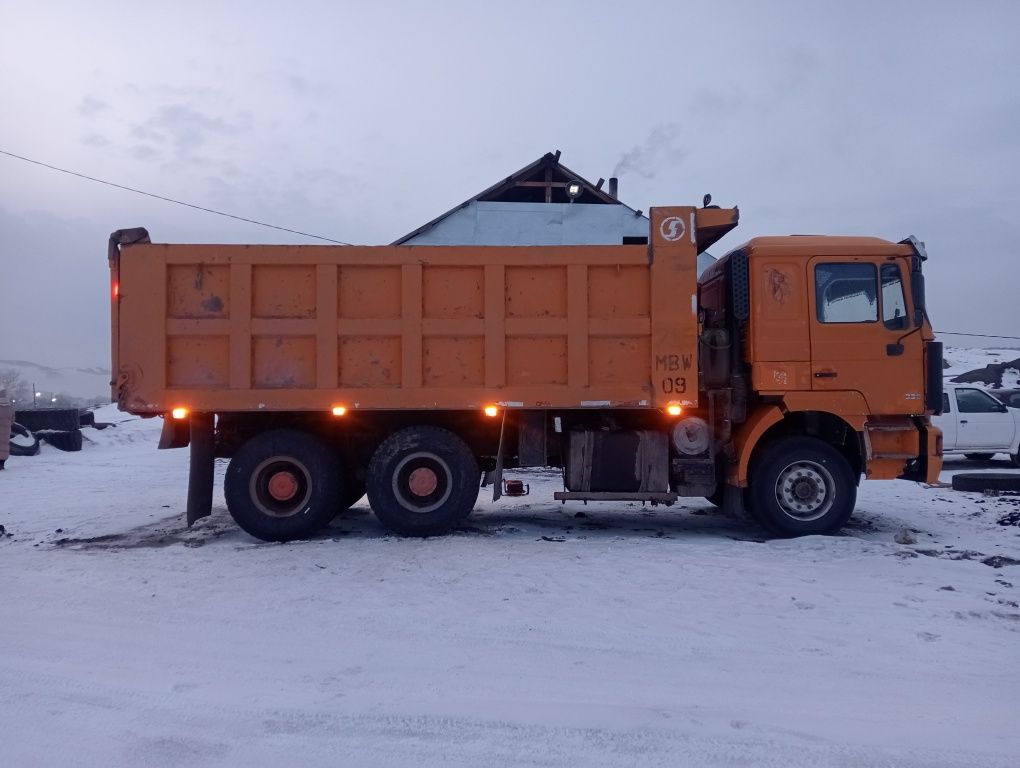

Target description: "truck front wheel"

left=749, top=436, right=856, bottom=537
left=367, top=426, right=480, bottom=536
left=224, top=429, right=341, bottom=542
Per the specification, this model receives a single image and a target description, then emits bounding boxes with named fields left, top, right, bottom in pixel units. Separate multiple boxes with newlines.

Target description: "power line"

left=934, top=330, right=1020, bottom=338
left=3, top=144, right=1019, bottom=339
left=0, top=148, right=352, bottom=245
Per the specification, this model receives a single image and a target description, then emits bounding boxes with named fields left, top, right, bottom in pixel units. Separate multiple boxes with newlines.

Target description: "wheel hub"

left=392, top=452, right=454, bottom=514
left=792, top=477, right=819, bottom=501
left=775, top=461, right=834, bottom=521
left=408, top=467, right=439, bottom=497
left=267, top=470, right=299, bottom=501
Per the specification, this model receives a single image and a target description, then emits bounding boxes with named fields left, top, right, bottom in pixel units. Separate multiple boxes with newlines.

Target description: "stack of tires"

left=13, top=408, right=84, bottom=452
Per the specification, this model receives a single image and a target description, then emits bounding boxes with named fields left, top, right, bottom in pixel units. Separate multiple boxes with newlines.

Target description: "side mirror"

left=910, top=265, right=926, bottom=328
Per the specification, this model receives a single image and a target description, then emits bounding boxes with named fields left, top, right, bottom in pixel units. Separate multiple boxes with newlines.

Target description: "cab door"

left=808, top=256, right=925, bottom=415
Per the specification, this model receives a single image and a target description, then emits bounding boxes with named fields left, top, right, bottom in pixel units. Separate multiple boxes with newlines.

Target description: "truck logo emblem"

left=659, top=216, right=686, bottom=242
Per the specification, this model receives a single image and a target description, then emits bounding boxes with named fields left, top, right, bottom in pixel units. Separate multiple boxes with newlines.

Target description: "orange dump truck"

left=108, top=204, right=943, bottom=541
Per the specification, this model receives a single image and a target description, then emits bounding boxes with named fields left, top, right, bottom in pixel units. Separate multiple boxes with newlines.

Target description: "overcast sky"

left=1, top=0, right=1018, bottom=368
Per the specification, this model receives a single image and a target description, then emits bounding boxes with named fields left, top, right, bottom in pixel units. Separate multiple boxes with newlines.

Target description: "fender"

left=728, top=391, right=870, bottom=486
left=728, top=405, right=784, bottom=487
left=781, top=391, right=869, bottom=431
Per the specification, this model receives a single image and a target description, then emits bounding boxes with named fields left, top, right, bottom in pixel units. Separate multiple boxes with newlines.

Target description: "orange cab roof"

left=738, top=235, right=912, bottom=257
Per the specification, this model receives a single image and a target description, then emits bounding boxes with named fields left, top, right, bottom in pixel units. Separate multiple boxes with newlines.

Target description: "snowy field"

left=2, top=402, right=1019, bottom=767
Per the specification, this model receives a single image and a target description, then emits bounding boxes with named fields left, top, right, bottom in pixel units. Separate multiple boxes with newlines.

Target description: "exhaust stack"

left=608, top=177, right=619, bottom=199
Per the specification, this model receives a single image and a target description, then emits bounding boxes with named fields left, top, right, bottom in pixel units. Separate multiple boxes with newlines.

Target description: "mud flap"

left=900, top=420, right=943, bottom=483
left=491, top=410, right=508, bottom=502
left=186, top=412, right=215, bottom=526
left=158, top=416, right=190, bottom=449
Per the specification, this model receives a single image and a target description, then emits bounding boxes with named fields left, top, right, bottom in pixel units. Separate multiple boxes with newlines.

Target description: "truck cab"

left=697, top=233, right=942, bottom=531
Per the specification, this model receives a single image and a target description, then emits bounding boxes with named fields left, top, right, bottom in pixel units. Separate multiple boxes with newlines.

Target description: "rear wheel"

left=224, top=429, right=341, bottom=542
left=367, top=426, right=480, bottom=536
left=342, top=480, right=366, bottom=508
left=704, top=485, right=725, bottom=507
left=964, top=452, right=995, bottom=461
left=335, top=476, right=366, bottom=517
left=748, top=436, right=856, bottom=537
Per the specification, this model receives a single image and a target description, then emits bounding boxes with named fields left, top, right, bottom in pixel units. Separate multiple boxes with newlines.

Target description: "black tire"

left=963, top=452, right=995, bottom=461
left=36, top=428, right=83, bottom=452
left=13, top=408, right=81, bottom=432
left=704, top=484, right=760, bottom=523
left=343, top=480, right=367, bottom=508
left=224, top=429, right=342, bottom=542
left=704, top=485, right=725, bottom=507
left=9, top=422, right=40, bottom=457
left=366, top=426, right=480, bottom=536
left=748, top=436, right=856, bottom=537
left=336, top=478, right=367, bottom=517
left=79, top=410, right=96, bottom=427
left=952, top=472, right=1020, bottom=493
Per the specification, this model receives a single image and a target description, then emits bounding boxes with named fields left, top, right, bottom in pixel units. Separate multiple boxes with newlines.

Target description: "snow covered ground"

left=2, top=405, right=1019, bottom=767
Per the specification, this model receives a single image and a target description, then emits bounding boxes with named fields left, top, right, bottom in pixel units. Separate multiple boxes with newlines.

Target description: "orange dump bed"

left=110, top=207, right=736, bottom=414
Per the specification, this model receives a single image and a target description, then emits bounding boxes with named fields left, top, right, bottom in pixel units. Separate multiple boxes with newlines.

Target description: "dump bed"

left=110, top=206, right=737, bottom=415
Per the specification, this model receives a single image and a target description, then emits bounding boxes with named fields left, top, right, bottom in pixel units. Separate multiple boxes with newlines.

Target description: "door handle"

left=814, top=371, right=838, bottom=379
left=960, top=420, right=968, bottom=424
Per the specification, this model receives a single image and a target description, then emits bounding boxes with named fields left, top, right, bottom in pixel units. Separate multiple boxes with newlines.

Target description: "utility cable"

left=0, top=148, right=352, bottom=245
left=936, top=332, right=1020, bottom=340
left=3, top=149, right=1020, bottom=339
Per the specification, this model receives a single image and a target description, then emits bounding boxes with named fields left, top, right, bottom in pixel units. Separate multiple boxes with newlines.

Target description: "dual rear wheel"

left=225, top=426, right=479, bottom=541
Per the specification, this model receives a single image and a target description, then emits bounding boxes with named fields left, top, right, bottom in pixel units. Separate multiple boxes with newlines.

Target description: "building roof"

left=392, top=151, right=644, bottom=245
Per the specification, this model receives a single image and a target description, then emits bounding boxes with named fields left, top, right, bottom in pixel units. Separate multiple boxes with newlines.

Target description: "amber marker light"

left=171, top=407, right=189, bottom=420
left=331, top=406, right=347, bottom=417
left=484, top=405, right=499, bottom=417
left=666, top=405, right=683, bottom=416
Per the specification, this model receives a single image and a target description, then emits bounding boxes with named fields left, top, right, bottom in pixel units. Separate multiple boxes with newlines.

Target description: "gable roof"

left=392, top=151, right=644, bottom=245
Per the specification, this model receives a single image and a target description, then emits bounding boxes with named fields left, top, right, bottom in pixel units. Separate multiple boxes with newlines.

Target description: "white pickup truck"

left=935, top=383, right=1020, bottom=466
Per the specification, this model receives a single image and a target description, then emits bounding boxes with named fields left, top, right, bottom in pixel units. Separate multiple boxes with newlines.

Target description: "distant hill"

left=951, top=357, right=1020, bottom=388
left=0, top=359, right=111, bottom=405
left=943, top=347, right=1020, bottom=390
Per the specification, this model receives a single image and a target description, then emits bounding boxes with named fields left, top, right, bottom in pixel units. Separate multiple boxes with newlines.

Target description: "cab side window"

left=880, top=264, right=908, bottom=330
left=956, top=388, right=1004, bottom=413
left=815, top=263, right=877, bottom=323
left=942, top=392, right=950, bottom=413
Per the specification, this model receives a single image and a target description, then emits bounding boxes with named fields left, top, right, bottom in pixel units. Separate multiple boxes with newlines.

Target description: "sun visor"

left=695, top=207, right=739, bottom=253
